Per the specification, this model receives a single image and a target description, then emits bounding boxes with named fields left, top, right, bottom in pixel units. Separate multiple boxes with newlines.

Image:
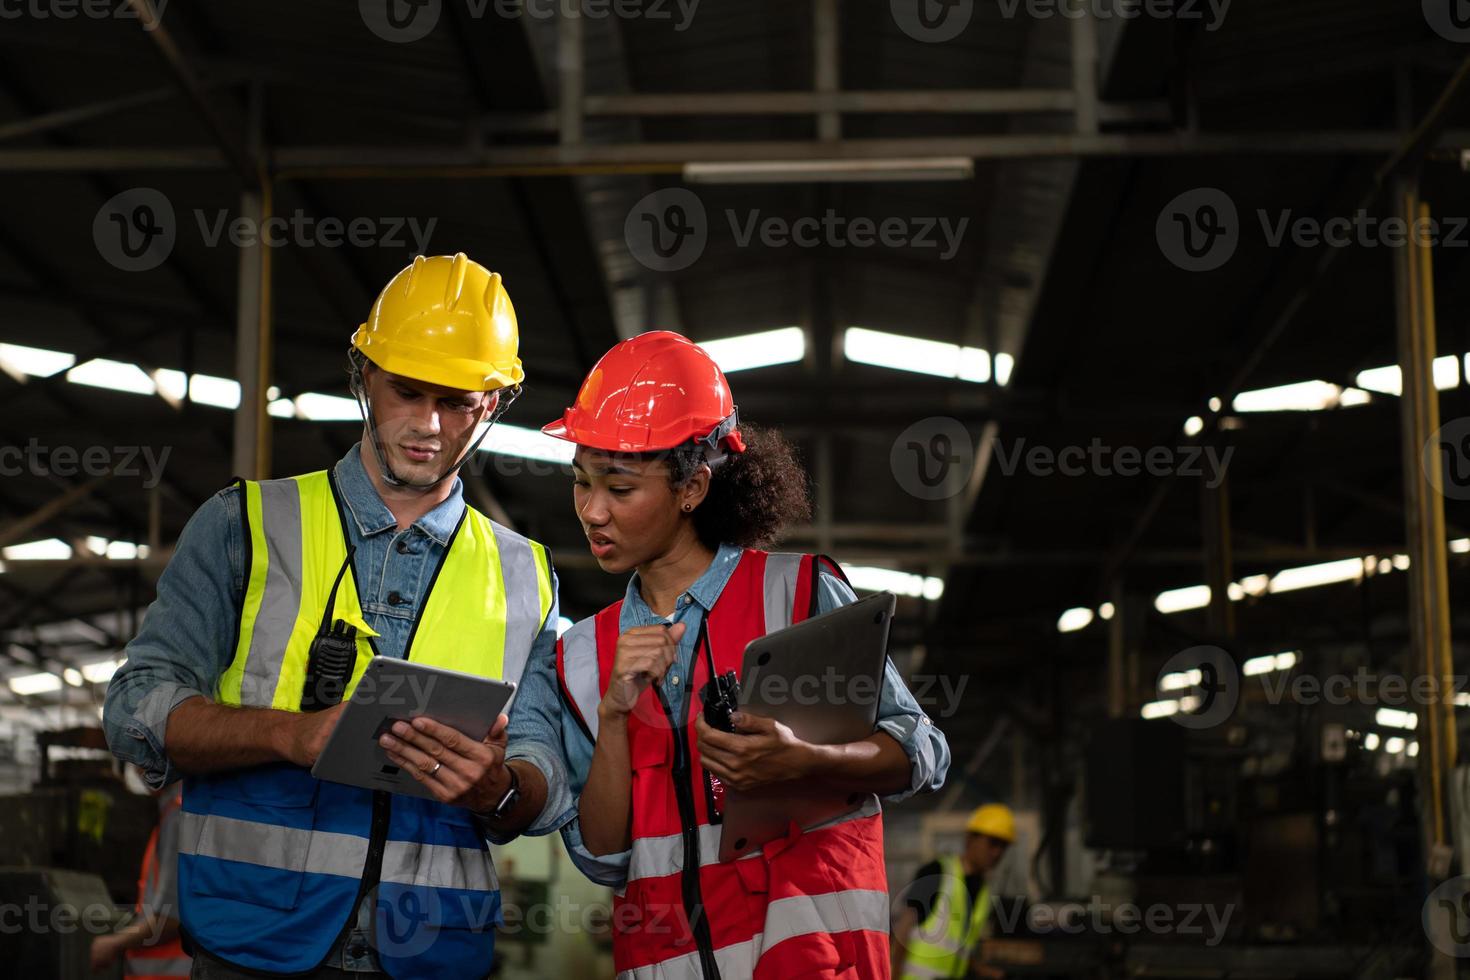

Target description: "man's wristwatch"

left=490, top=764, right=521, bottom=821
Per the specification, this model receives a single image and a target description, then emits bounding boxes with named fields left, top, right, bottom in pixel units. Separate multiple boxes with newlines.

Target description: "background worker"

left=103, top=254, right=561, bottom=979
left=894, top=803, right=1016, bottom=979
left=90, top=778, right=190, bottom=979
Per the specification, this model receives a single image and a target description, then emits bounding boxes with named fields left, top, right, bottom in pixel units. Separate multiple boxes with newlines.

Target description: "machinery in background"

left=973, top=714, right=1424, bottom=978
left=0, top=727, right=154, bottom=904
left=0, top=866, right=128, bottom=979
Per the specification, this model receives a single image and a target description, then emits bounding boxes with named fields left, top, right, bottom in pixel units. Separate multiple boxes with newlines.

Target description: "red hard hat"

left=542, top=331, right=746, bottom=455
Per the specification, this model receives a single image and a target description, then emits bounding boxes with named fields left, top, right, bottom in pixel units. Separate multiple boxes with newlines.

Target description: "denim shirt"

left=102, top=443, right=562, bottom=844
left=530, top=542, right=952, bottom=887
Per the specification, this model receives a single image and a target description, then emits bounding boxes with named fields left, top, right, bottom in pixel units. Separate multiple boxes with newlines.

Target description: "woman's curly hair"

left=664, top=424, right=811, bottom=550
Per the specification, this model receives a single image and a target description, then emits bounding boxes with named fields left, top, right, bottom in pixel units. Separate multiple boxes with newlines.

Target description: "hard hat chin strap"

left=354, top=384, right=519, bottom=493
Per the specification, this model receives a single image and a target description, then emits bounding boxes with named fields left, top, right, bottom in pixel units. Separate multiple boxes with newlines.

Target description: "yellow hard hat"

left=352, top=253, right=525, bottom=392
left=966, top=803, right=1016, bottom=843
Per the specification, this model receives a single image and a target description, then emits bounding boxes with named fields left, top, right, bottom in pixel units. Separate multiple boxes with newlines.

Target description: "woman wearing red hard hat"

left=542, top=331, right=950, bottom=979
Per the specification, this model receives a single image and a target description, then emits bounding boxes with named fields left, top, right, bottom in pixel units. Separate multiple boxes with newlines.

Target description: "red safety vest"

left=558, top=550, right=892, bottom=979
left=124, top=789, right=192, bottom=980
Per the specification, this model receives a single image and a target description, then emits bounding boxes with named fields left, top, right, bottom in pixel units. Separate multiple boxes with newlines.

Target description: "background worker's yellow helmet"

left=352, top=253, right=525, bottom=392
left=966, top=803, right=1017, bottom=843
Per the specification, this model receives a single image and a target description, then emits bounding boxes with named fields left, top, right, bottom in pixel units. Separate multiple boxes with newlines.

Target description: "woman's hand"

left=695, top=711, right=814, bottom=791
left=600, top=623, right=685, bottom=720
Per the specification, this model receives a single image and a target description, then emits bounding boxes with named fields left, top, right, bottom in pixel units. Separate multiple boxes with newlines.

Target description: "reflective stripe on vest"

left=559, top=616, right=601, bottom=740
left=900, top=856, right=990, bottom=980
left=176, top=810, right=500, bottom=892
left=611, top=888, right=891, bottom=980
left=182, top=468, right=552, bottom=976
left=624, top=794, right=881, bottom=891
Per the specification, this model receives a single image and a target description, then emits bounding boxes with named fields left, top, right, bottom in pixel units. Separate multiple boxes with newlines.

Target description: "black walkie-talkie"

left=701, top=671, right=740, bottom=733
left=300, top=548, right=358, bottom=712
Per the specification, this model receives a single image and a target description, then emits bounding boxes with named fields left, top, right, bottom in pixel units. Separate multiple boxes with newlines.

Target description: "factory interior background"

left=7, top=0, right=1470, bottom=977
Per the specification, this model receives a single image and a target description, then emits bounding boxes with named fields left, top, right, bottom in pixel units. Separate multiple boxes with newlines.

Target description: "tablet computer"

left=311, top=657, right=517, bottom=800
left=717, top=590, right=896, bottom=861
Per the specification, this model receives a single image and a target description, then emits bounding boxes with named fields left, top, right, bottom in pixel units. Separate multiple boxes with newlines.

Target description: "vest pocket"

left=185, top=764, right=321, bottom=912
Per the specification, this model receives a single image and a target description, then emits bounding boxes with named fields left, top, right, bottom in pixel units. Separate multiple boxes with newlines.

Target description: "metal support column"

left=1108, top=581, right=1125, bottom=719
left=1201, top=463, right=1235, bottom=638
left=1395, top=178, right=1457, bottom=979
left=814, top=0, right=841, bottom=141
left=559, top=12, right=584, bottom=146
left=232, top=178, right=273, bottom=479
left=1070, top=6, right=1099, bottom=135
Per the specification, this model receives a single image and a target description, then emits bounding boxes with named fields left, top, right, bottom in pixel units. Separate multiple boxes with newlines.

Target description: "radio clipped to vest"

left=300, top=547, right=359, bottom=712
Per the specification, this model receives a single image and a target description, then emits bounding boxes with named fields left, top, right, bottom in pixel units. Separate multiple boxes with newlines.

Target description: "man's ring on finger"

left=429, top=761, right=442, bottom=776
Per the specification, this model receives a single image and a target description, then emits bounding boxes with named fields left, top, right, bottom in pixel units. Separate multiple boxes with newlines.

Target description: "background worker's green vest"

left=901, top=855, right=991, bottom=980
left=179, top=468, right=554, bottom=980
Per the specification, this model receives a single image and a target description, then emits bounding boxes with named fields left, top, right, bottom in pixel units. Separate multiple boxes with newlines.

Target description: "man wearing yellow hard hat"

left=104, top=254, right=564, bottom=979
left=893, top=803, right=1017, bottom=979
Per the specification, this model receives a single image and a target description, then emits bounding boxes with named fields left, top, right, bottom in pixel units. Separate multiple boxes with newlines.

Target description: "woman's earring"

left=683, top=503, right=693, bottom=512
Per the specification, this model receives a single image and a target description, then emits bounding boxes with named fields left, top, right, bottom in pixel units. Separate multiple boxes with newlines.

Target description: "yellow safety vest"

left=901, top=855, right=991, bottom=980
left=177, top=467, right=555, bottom=977
left=219, top=468, right=553, bottom=708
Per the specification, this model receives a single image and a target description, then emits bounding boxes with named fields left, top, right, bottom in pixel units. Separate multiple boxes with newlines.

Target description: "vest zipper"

left=656, top=677, right=721, bottom=980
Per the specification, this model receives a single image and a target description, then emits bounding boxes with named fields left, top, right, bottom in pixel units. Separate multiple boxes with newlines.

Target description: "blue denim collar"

left=332, top=443, right=464, bottom=546
left=623, top=541, right=745, bottom=618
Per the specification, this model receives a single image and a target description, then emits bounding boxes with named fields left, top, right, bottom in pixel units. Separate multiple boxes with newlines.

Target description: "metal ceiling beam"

left=123, top=0, right=259, bottom=188
left=1098, top=55, right=1470, bottom=587
left=0, top=475, right=112, bottom=551
left=0, top=79, right=231, bottom=143
left=583, top=90, right=1080, bottom=116
left=9, top=129, right=1470, bottom=176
